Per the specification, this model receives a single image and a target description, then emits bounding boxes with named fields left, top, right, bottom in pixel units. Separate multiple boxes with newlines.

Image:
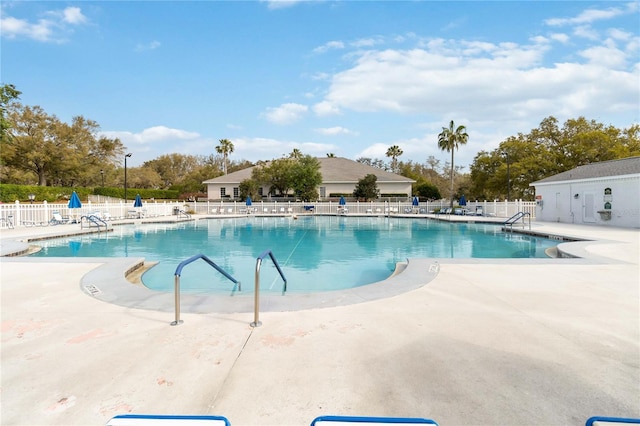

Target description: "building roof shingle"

left=203, top=157, right=415, bottom=184
left=531, top=156, right=640, bottom=185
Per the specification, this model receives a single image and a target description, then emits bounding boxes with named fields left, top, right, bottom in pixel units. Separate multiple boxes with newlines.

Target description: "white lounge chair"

left=50, top=211, right=67, bottom=225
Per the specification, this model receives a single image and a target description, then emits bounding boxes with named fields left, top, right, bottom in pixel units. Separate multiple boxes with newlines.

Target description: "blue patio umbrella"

left=339, top=196, right=346, bottom=206
left=68, top=191, right=82, bottom=209
left=246, top=196, right=252, bottom=206
left=133, top=194, right=143, bottom=208
left=412, top=196, right=419, bottom=206
left=459, top=194, right=467, bottom=206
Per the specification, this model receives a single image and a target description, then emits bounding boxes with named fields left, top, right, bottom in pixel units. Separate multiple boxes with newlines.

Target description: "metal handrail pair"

left=504, top=211, right=531, bottom=231
left=80, top=214, right=108, bottom=230
left=170, top=251, right=287, bottom=327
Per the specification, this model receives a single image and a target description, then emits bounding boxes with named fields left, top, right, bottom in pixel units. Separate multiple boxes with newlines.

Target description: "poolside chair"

left=1, top=215, right=14, bottom=229
left=476, top=206, right=484, bottom=216
left=211, top=207, right=218, bottom=214
left=50, top=211, right=67, bottom=225
left=311, top=415, right=439, bottom=426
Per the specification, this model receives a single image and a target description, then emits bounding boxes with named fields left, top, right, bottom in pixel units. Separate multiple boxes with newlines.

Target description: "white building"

left=530, top=157, right=640, bottom=228
left=203, top=157, right=415, bottom=201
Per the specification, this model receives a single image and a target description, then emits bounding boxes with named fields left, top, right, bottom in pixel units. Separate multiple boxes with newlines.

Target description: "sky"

left=2, top=1, right=639, bottom=169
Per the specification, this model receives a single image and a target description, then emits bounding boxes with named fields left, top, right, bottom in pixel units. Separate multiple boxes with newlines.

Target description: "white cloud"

left=316, top=35, right=638, bottom=131
left=608, top=28, right=634, bottom=41
left=357, top=142, right=392, bottom=160
left=573, top=25, right=600, bottom=41
left=545, top=4, right=629, bottom=26
left=313, top=101, right=341, bottom=116
left=102, top=126, right=200, bottom=145
left=232, top=137, right=336, bottom=160
left=61, top=7, right=87, bottom=25
left=261, top=103, right=308, bottom=125
left=550, top=33, right=570, bottom=43
left=1, top=6, right=87, bottom=42
left=0, top=16, right=53, bottom=41
left=135, top=40, right=161, bottom=52
left=314, top=126, right=358, bottom=136
left=310, top=72, right=331, bottom=81
left=262, top=0, right=305, bottom=10
left=313, top=40, right=345, bottom=54
left=351, top=37, right=384, bottom=48
left=579, top=43, right=628, bottom=68
left=99, top=126, right=203, bottom=164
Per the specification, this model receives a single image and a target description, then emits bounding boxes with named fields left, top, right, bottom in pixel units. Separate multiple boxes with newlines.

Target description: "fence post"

left=14, top=200, right=21, bottom=227
left=43, top=200, right=49, bottom=224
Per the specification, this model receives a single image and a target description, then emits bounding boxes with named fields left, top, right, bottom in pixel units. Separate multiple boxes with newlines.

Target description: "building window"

left=220, top=187, right=226, bottom=197
left=258, top=187, right=264, bottom=196
left=233, top=187, right=239, bottom=198
left=319, top=187, right=326, bottom=198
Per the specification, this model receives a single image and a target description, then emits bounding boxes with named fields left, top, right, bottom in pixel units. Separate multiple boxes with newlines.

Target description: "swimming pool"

left=30, top=216, right=557, bottom=293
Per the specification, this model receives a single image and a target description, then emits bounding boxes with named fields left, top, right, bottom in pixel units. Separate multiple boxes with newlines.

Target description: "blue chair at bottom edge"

left=311, top=415, right=438, bottom=426
left=586, top=417, right=640, bottom=426
left=106, top=414, right=230, bottom=426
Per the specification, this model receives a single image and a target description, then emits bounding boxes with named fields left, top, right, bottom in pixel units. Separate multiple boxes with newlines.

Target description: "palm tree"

left=385, top=145, right=403, bottom=172
left=438, top=120, right=469, bottom=208
left=215, top=139, right=234, bottom=175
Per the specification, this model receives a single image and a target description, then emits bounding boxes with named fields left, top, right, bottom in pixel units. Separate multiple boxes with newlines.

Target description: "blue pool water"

left=30, top=216, right=557, bottom=293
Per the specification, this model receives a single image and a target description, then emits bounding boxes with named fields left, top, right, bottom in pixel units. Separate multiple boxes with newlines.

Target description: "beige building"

left=203, top=157, right=415, bottom=201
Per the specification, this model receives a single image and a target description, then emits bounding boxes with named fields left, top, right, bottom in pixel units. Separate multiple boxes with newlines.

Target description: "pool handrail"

left=80, top=214, right=108, bottom=230
left=171, top=253, right=241, bottom=326
left=251, top=249, right=287, bottom=327
left=504, top=211, right=531, bottom=231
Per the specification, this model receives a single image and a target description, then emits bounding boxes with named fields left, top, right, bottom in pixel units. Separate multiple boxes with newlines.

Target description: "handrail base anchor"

left=250, top=321, right=262, bottom=328
left=170, top=320, right=184, bottom=326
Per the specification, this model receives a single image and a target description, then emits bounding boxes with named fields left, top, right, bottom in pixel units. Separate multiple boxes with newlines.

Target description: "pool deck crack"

left=206, top=327, right=256, bottom=413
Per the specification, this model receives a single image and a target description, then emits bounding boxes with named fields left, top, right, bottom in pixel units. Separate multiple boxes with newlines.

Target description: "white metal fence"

left=0, top=199, right=536, bottom=229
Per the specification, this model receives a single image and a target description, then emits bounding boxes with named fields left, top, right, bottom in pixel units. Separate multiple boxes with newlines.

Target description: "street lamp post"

left=100, top=169, right=104, bottom=187
left=124, top=153, right=132, bottom=201
left=28, top=193, right=35, bottom=204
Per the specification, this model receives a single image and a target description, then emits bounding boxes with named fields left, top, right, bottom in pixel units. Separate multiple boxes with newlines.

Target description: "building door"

left=583, top=192, right=596, bottom=222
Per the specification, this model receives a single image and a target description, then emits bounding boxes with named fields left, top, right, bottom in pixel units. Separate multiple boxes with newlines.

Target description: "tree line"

left=2, top=83, right=638, bottom=201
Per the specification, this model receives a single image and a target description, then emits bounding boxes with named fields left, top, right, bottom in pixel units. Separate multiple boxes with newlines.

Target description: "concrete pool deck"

left=1, top=215, right=639, bottom=425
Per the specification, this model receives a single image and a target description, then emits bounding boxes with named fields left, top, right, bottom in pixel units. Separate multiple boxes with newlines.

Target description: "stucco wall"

left=534, top=175, right=640, bottom=228
left=207, top=182, right=413, bottom=201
